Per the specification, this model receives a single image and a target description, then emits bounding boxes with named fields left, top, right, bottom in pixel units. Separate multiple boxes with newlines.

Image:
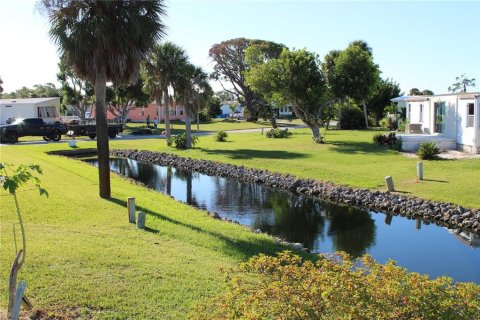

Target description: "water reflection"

left=84, top=157, right=480, bottom=283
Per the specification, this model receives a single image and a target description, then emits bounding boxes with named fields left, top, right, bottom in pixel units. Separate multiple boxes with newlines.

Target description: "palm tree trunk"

left=185, top=101, right=192, bottom=149
left=337, top=98, right=342, bottom=129
left=164, top=88, right=170, bottom=138
left=362, top=100, right=369, bottom=129
left=95, top=74, right=111, bottom=199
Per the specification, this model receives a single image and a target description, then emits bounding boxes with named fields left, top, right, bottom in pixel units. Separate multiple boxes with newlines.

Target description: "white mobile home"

left=392, top=93, right=480, bottom=153
left=0, top=97, right=61, bottom=124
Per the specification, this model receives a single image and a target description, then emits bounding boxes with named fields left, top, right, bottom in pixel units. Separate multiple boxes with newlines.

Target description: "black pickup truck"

left=66, top=120, right=123, bottom=139
left=0, top=118, right=68, bottom=144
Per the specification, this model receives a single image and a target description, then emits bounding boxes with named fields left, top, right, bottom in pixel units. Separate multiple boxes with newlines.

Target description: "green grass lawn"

left=0, top=144, right=287, bottom=319
left=108, top=128, right=480, bottom=208
left=123, top=118, right=303, bottom=135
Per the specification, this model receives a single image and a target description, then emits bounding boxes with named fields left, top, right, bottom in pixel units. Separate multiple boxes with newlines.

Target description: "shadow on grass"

left=328, top=140, right=393, bottom=155
left=422, top=179, right=449, bottom=183
left=198, top=148, right=308, bottom=160
left=108, top=197, right=294, bottom=260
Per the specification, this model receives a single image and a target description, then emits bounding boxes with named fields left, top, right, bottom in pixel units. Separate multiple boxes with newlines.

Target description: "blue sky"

left=1, top=0, right=479, bottom=94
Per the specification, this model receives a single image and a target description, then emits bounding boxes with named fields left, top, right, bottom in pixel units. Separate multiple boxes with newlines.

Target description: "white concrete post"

left=417, top=162, right=424, bottom=180
left=137, top=211, right=146, bottom=229
left=128, top=197, right=135, bottom=223
left=261, top=127, right=264, bottom=135
left=385, top=176, right=395, bottom=192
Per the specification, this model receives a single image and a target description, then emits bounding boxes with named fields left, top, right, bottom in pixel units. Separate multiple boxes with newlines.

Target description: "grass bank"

left=0, top=144, right=286, bottom=319
left=109, top=128, right=480, bottom=208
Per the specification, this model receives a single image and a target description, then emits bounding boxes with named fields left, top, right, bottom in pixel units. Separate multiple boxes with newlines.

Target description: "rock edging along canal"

left=110, top=149, right=480, bottom=235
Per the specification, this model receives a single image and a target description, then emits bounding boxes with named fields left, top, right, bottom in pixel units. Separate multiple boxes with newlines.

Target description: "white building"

left=392, top=93, right=479, bottom=153
left=0, top=97, right=61, bottom=124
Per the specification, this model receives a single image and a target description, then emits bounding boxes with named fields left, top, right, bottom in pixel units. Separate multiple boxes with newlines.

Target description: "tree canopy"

left=448, top=74, right=476, bottom=93
left=209, top=38, right=285, bottom=121
left=245, top=48, right=331, bottom=142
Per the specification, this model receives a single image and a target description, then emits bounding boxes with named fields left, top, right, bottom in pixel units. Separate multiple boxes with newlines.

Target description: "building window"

left=179, top=110, right=183, bottom=116
left=419, top=104, right=423, bottom=123
left=140, top=109, right=145, bottom=116
left=467, top=103, right=474, bottom=127
left=407, top=104, right=411, bottom=122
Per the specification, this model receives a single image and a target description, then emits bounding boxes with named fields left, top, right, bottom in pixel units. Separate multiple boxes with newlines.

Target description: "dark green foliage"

left=367, top=78, right=401, bottom=124
left=379, top=116, right=398, bottom=130
left=417, top=142, right=440, bottom=160
left=266, top=128, right=292, bottom=139
left=339, top=106, right=366, bottom=129
left=373, top=132, right=401, bottom=150
left=131, top=128, right=153, bottom=135
left=167, top=133, right=199, bottom=149
left=214, top=131, right=228, bottom=142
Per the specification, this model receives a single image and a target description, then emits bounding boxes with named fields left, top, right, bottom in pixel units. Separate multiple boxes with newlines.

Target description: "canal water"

left=86, top=157, right=480, bottom=283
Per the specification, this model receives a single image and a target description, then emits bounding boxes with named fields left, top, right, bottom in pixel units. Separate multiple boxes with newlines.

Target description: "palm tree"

left=42, top=0, right=166, bottom=198
left=143, top=42, right=188, bottom=139
left=176, top=63, right=211, bottom=148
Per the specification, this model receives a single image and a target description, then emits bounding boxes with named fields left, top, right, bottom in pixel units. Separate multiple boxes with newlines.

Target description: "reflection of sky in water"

left=87, top=158, right=480, bottom=283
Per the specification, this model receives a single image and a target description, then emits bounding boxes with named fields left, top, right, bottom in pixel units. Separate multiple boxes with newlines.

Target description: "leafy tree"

left=349, top=39, right=373, bottom=56
left=246, top=48, right=331, bottom=143
left=143, top=42, right=188, bottom=139
left=42, top=0, right=166, bottom=199
left=448, top=74, right=476, bottom=93
left=57, top=56, right=94, bottom=120
left=409, top=88, right=433, bottom=96
left=106, top=78, right=150, bottom=124
left=206, top=96, right=222, bottom=118
left=1, top=163, right=48, bottom=317
left=322, top=50, right=342, bottom=127
left=334, top=45, right=380, bottom=128
left=409, top=88, right=421, bottom=95
left=0, top=76, right=3, bottom=94
left=209, top=38, right=285, bottom=121
left=367, top=78, right=401, bottom=124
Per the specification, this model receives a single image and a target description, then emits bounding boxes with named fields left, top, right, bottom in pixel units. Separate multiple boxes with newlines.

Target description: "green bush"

left=167, top=133, right=198, bottom=149
left=191, top=251, right=480, bottom=320
left=372, top=132, right=401, bottom=150
left=214, top=131, right=228, bottom=142
left=266, top=128, right=292, bottom=138
left=131, top=128, right=152, bottom=135
left=379, top=116, right=398, bottom=131
left=340, top=106, right=366, bottom=129
left=417, top=142, right=440, bottom=160
left=399, top=119, right=407, bottom=132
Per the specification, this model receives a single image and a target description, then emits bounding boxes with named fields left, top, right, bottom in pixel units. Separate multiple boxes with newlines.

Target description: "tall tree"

left=322, top=49, right=342, bottom=128
left=209, top=38, right=285, bottom=121
left=176, top=63, right=212, bottom=148
left=57, top=56, right=94, bottom=120
left=106, top=78, right=150, bottom=124
left=448, top=74, right=476, bottom=93
left=409, top=88, right=421, bottom=95
left=0, top=76, right=3, bottom=94
left=334, top=45, right=379, bottom=128
left=43, top=0, right=166, bottom=199
left=246, top=48, right=332, bottom=142
left=421, top=89, right=434, bottom=95
left=367, top=78, right=401, bottom=124
left=143, top=42, right=188, bottom=139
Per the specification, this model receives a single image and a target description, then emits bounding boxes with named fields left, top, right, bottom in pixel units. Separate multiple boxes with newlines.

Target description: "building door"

left=434, top=102, right=446, bottom=133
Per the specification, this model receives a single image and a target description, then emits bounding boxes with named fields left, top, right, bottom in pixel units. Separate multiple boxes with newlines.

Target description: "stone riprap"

left=110, top=149, right=480, bottom=235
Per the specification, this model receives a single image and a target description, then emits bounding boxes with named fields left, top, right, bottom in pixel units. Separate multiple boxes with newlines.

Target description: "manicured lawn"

left=123, top=118, right=303, bottom=135
left=109, top=128, right=480, bottom=208
left=0, top=144, right=286, bottom=319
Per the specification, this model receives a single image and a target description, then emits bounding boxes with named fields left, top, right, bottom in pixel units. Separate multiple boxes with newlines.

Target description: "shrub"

left=214, top=131, right=228, bottom=142
left=379, top=116, right=398, bottom=131
left=191, top=251, right=480, bottom=320
left=340, top=106, right=366, bottom=129
left=399, top=119, right=407, bottom=132
left=167, top=133, right=198, bottom=149
left=417, top=142, right=440, bottom=160
left=131, top=128, right=152, bottom=135
left=373, top=132, right=400, bottom=150
left=266, top=128, right=292, bottom=139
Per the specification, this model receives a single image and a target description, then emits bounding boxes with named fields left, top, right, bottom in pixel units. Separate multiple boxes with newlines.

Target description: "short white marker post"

left=128, top=197, right=136, bottom=223
left=385, top=176, right=395, bottom=192
left=261, top=127, right=264, bottom=135
left=417, top=162, right=424, bottom=180
left=137, top=211, right=146, bottom=229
